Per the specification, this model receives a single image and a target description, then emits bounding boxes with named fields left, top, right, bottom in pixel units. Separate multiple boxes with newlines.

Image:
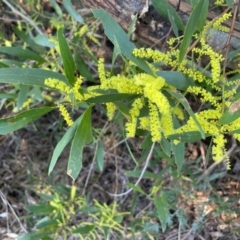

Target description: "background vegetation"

left=0, top=0, right=240, bottom=239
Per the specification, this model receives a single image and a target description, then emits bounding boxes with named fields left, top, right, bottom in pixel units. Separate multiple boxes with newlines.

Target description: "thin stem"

left=107, top=142, right=155, bottom=197
left=2, top=0, right=45, bottom=35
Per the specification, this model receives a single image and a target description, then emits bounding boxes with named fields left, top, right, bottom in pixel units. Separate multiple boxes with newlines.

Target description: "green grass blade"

left=219, top=108, right=240, bottom=125
left=17, top=85, right=29, bottom=110
left=172, top=141, right=185, bottom=173
left=96, top=140, right=104, bottom=172
left=74, top=52, right=95, bottom=82
left=166, top=89, right=205, bottom=139
left=154, top=194, right=169, bottom=232
left=13, top=26, right=46, bottom=54
left=0, top=46, right=45, bottom=63
left=92, top=9, right=152, bottom=75
left=63, top=0, right=84, bottom=23
left=49, top=0, right=63, bottom=17
left=0, top=68, right=67, bottom=87
left=152, top=0, right=184, bottom=31
left=58, top=28, right=76, bottom=86
left=0, top=106, right=54, bottom=135
left=68, top=106, right=93, bottom=180
left=48, top=114, right=84, bottom=174
left=179, top=0, right=208, bottom=62
left=157, top=71, right=194, bottom=91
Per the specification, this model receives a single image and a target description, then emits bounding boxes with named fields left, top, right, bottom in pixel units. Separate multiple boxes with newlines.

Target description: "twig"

left=107, top=142, right=155, bottom=197
left=2, top=0, right=45, bottom=36
left=199, top=138, right=237, bottom=182
left=0, top=190, right=27, bottom=233
left=222, top=0, right=239, bottom=76
left=82, top=121, right=109, bottom=195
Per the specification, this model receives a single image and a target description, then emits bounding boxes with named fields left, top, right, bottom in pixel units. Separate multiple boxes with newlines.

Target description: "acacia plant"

left=1, top=0, right=240, bottom=238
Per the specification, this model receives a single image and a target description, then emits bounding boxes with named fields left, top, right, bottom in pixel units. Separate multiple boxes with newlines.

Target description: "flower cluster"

left=45, top=77, right=86, bottom=102
left=58, top=104, right=74, bottom=126
left=96, top=61, right=174, bottom=141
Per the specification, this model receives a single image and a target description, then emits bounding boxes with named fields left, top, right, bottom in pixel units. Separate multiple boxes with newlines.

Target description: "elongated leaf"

left=19, top=232, right=51, bottom=240
left=49, top=0, right=63, bottom=17
left=87, top=93, right=139, bottom=103
left=0, top=68, right=67, bottom=87
left=0, top=59, right=23, bottom=67
left=58, top=28, right=76, bottom=86
left=13, top=26, right=46, bottom=54
left=172, top=141, right=185, bottom=173
left=230, top=128, right=240, bottom=134
left=114, top=101, right=131, bottom=120
left=68, top=106, right=93, bottom=180
left=168, top=131, right=207, bottom=142
left=0, top=93, right=17, bottom=99
left=196, top=1, right=209, bottom=32
left=154, top=193, right=169, bottom=232
left=126, top=170, right=158, bottom=179
left=140, top=134, right=152, bottom=149
left=36, top=217, right=58, bottom=228
left=152, top=0, right=184, bottom=31
left=72, top=225, right=95, bottom=234
left=127, top=183, right=146, bottom=195
left=96, top=140, right=104, bottom=171
left=157, top=71, right=194, bottom=91
left=168, top=10, right=179, bottom=37
left=34, top=34, right=56, bottom=48
left=17, top=85, right=29, bottom=110
left=74, top=52, right=94, bottom=82
left=112, top=35, right=122, bottom=67
left=179, top=0, right=208, bottom=62
left=166, top=89, right=205, bottom=139
left=0, top=46, right=45, bottom=63
left=0, top=106, right=54, bottom=135
left=92, top=9, right=152, bottom=75
left=25, top=204, right=55, bottom=215
left=218, top=108, right=240, bottom=125
left=48, top=114, right=84, bottom=174
left=18, top=233, right=37, bottom=240
left=0, top=61, right=10, bottom=68
left=160, top=137, right=171, bottom=157
left=63, top=0, right=84, bottom=23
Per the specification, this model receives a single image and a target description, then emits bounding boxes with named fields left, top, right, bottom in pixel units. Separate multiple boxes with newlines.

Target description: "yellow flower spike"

left=226, top=156, right=231, bottom=170
left=101, top=75, right=142, bottom=94
left=215, top=0, right=225, bottom=5
left=73, top=76, right=84, bottom=101
left=187, top=86, right=218, bottom=106
left=144, top=85, right=170, bottom=115
left=126, top=118, right=137, bottom=138
left=212, top=134, right=227, bottom=162
left=233, top=133, right=240, bottom=142
left=78, top=24, right=88, bottom=37
left=45, top=78, right=71, bottom=94
left=70, top=185, right=77, bottom=201
left=98, top=58, right=106, bottom=84
left=139, top=117, right=149, bottom=130
left=106, top=102, right=116, bottom=120
left=59, top=104, right=74, bottom=127
left=177, top=109, right=221, bottom=135
left=129, top=98, right=143, bottom=118
left=149, top=102, right=161, bottom=142
left=135, top=74, right=165, bottom=90
left=173, top=107, right=184, bottom=120
left=213, top=12, right=232, bottom=32
left=161, top=112, right=174, bottom=136
left=87, top=33, right=100, bottom=45
left=126, top=98, right=144, bottom=138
